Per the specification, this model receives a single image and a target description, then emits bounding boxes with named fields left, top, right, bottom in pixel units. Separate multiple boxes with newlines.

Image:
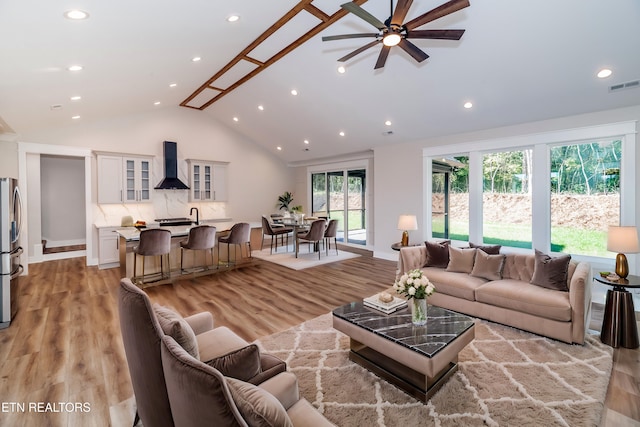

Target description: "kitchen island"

left=115, top=221, right=261, bottom=283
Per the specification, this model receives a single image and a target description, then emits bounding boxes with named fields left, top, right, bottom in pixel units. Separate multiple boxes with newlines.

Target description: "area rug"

left=255, top=313, right=613, bottom=427
left=252, top=245, right=359, bottom=270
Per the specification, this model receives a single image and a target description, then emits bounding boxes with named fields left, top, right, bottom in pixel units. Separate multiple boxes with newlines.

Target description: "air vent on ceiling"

left=50, top=104, right=63, bottom=110
left=609, top=79, right=640, bottom=92
left=382, top=130, right=394, bottom=136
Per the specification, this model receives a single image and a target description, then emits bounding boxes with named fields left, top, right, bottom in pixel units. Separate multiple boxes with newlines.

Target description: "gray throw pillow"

left=530, top=250, right=571, bottom=291
left=446, top=246, right=476, bottom=274
left=470, top=249, right=506, bottom=281
left=469, top=242, right=502, bottom=255
left=154, top=304, right=200, bottom=359
left=207, top=344, right=262, bottom=382
left=424, top=240, right=451, bottom=268
left=227, top=377, right=294, bottom=427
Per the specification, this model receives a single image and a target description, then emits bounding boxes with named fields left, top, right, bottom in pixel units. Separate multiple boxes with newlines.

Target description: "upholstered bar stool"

left=180, top=225, right=217, bottom=272
left=133, top=228, right=172, bottom=284
left=217, top=222, right=251, bottom=267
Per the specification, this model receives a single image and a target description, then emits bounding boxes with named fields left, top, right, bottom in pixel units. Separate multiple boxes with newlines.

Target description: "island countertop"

left=115, top=221, right=260, bottom=241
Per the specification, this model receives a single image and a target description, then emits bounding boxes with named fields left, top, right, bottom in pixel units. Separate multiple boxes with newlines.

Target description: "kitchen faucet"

left=190, top=207, right=199, bottom=225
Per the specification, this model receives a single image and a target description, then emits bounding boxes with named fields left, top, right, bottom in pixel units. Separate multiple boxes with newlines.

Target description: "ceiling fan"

left=323, top=0, right=470, bottom=69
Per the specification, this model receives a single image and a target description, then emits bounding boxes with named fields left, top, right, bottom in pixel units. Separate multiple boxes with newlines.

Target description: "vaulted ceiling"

left=1, top=0, right=639, bottom=163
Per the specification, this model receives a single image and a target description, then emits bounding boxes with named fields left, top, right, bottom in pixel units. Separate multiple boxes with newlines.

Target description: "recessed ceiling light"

left=276, top=146, right=282, bottom=151
left=227, top=14, right=240, bottom=22
left=339, top=131, right=345, bottom=137
left=154, top=101, right=161, bottom=105
left=464, top=101, right=473, bottom=109
left=258, top=105, right=264, bottom=111
left=67, top=65, right=83, bottom=71
left=291, top=89, right=298, bottom=96
left=304, top=140, right=309, bottom=144
left=169, top=83, right=177, bottom=88
left=192, top=57, right=202, bottom=62
left=70, top=96, right=81, bottom=101
left=233, top=117, right=239, bottom=122
left=385, top=120, right=392, bottom=126
left=597, top=68, right=612, bottom=78
left=64, top=10, right=89, bottom=20
left=337, top=66, right=346, bottom=74
left=71, top=115, right=81, bottom=120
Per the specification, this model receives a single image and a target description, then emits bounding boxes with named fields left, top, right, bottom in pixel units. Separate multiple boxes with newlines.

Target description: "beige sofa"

left=398, top=246, right=591, bottom=344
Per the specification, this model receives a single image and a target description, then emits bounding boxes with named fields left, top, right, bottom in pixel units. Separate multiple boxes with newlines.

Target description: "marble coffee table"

left=333, top=301, right=475, bottom=401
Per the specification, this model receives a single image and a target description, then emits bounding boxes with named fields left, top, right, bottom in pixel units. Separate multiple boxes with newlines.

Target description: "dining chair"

left=179, top=225, right=217, bottom=272
left=324, top=219, right=339, bottom=256
left=217, top=222, right=251, bottom=267
left=295, top=219, right=326, bottom=259
left=133, top=228, right=172, bottom=284
left=261, top=216, right=293, bottom=254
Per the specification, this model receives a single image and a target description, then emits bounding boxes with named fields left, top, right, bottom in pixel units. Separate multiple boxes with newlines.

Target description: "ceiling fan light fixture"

left=383, top=33, right=402, bottom=47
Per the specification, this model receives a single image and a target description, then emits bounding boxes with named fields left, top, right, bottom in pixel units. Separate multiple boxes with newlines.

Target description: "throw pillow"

left=470, top=249, right=506, bottom=281
left=530, top=250, right=571, bottom=291
left=469, top=242, right=502, bottom=255
left=446, top=246, right=476, bottom=274
left=424, top=240, right=451, bottom=268
left=227, top=377, right=294, bottom=427
left=153, top=304, right=200, bottom=359
left=207, top=344, right=262, bottom=382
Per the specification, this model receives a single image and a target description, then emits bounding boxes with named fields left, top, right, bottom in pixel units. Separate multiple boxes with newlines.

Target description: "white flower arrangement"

left=393, top=269, right=436, bottom=300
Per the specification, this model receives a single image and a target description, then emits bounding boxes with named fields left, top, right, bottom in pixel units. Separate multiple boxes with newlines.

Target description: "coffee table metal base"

left=349, top=338, right=458, bottom=402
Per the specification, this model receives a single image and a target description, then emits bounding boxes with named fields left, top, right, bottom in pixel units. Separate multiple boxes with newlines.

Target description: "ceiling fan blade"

left=406, top=29, right=465, bottom=40
left=341, top=2, right=387, bottom=31
left=322, top=33, right=379, bottom=42
left=398, top=39, right=429, bottom=63
left=390, top=0, right=414, bottom=26
left=374, top=45, right=391, bottom=69
left=404, top=0, right=470, bottom=31
left=337, top=40, right=382, bottom=62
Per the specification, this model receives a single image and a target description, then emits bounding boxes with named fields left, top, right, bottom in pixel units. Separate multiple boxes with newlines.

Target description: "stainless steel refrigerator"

left=1, top=178, right=23, bottom=329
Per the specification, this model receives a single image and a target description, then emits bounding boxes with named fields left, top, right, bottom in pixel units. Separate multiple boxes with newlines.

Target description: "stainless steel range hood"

left=155, top=141, right=189, bottom=190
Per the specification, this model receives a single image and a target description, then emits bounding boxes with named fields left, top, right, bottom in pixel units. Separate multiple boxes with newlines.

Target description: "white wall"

left=40, top=155, right=85, bottom=245
left=372, top=105, right=640, bottom=268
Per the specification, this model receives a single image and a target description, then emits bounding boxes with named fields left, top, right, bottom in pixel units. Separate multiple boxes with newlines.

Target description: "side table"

left=594, top=274, right=640, bottom=349
left=391, top=242, right=421, bottom=251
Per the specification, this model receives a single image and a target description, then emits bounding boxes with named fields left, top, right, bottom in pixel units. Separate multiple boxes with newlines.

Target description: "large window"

left=550, top=140, right=621, bottom=257
left=482, top=150, right=532, bottom=248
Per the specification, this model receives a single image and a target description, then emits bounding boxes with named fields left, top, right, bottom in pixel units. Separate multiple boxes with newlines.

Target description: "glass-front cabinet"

left=186, top=159, right=228, bottom=202
left=96, top=153, right=153, bottom=204
left=124, top=157, right=151, bottom=202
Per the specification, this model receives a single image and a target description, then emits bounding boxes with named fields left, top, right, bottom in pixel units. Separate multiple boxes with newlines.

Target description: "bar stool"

left=179, top=225, right=217, bottom=272
left=217, top=222, right=251, bottom=267
left=133, top=228, right=171, bottom=284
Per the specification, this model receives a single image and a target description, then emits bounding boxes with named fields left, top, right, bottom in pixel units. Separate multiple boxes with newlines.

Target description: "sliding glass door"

left=311, top=168, right=366, bottom=245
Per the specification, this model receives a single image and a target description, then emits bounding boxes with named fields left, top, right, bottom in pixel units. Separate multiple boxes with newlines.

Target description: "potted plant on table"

left=393, top=269, right=436, bottom=326
left=277, top=191, right=294, bottom=212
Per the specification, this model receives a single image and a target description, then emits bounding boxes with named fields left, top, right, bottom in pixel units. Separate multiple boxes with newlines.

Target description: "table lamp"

left=607, top=225, right=640, bottom=279
left=397, top=215, right=418, bottom=246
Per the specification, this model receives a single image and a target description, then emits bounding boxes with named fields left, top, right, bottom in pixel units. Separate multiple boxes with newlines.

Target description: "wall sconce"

left=607, top=225, right=640, bottom=279
left=397, top=215, right=418, bottom=246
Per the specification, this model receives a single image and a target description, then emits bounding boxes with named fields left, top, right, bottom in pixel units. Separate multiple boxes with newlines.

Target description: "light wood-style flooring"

left=0, top=256, right=638, bottom=426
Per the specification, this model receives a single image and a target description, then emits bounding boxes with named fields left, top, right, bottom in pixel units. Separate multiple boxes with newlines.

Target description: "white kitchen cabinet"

left=98, top=227, right=119, bottom=268
left=186, top=160, right=228, bottom=202
left=96, top=153, right=153, bottom=204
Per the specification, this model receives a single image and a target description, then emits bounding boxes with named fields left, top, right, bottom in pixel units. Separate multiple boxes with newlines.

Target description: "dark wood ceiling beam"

left=181, top=0, right=368, bottom=110
left=243, top=56, right=264, bottom=66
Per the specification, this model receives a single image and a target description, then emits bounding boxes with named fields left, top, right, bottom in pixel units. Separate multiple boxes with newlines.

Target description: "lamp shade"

left=397, top=215, right=418, bottom=231
left=607, top=226, right=640, bottom=253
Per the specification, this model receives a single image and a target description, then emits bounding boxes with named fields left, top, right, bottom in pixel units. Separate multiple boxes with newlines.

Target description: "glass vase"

left=411, top=298, right=427, bottom=326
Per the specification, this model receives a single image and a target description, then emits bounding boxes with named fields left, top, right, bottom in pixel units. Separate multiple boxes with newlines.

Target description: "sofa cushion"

left=446, top=246, right=476, bottom=274
left=475, top=279, right=572, bottom=321
left=207, top=344, right=262, bottom=382
left=153, top=304, right=200, bottom=359
left=197, top=326, right=250, bottom=363
left=502, top=253, right=536, bottom=282
left=530, top=250, right=571, bottom=291
left=424, top=240, right=450, bottom=268
left=422, top=267, right=488, bottom=301
left=469, top=242, right=501, bottom=255
left=470, top=250, right=506, bottom=281
left=227, top=377, right=294, bottom=427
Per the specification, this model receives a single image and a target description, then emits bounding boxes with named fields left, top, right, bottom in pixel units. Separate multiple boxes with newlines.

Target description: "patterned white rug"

left=252, top=245, right=359, bottom=270
left=255, top=313, right=613, bottom=427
